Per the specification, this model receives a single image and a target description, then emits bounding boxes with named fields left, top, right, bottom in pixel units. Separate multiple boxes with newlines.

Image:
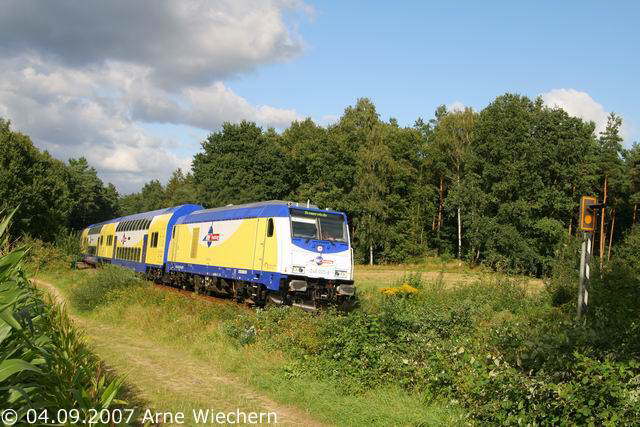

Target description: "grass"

left=36, top=267, right=465, bottom=426
left=354, top=258, right=544, bottom=294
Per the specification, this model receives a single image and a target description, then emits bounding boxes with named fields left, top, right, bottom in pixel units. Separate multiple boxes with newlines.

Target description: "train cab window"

left=318, top=215, right=347, bottom=242
left=267, top=218, right=274, bottom=237
left=291, top=216, right=318, bottom=239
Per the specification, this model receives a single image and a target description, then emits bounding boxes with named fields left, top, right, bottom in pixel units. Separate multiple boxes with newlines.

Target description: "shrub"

left=222, top=274, right=640, bottom=425
left=20, top=236, right=72, bottom=273
left=70, top=264, right=146, bottom=311
left=545, top=235, right=582, bottom=307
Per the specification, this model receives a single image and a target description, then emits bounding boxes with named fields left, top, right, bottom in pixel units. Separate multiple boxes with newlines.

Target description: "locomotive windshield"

left=290, top=209, right=347, bottom=242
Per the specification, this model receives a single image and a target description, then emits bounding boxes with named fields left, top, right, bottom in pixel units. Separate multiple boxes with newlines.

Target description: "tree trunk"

left=599, top=176, right=608, bottom=268
left=369, top=243, right=373, bottom=266
left=607, top=209, right=615, bottom=262
left=457, top=206, right=462, bottom=259
left=633, top=204, right=637, bottom=225
left=437, top=176, right=444, bottom=234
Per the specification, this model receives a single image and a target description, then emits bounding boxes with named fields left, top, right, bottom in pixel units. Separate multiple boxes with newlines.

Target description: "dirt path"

left=32, top=279, right=326, bottom=427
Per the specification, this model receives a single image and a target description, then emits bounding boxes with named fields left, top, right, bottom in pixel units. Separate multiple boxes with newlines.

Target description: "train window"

left=267, top=218, right=274, bottom=237
left=144, top=219, right=151, bottom=229
left=318, top=215, right=347, bottom=242
left=150, top=232, right=159, bottom=248
left=291, top=216, right=318, bottom=240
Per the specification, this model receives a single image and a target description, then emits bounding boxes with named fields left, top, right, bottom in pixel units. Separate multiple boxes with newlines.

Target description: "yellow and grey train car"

left=80, top=204, right=202, bottom=271
left=81, top=201, right=355, bottom=308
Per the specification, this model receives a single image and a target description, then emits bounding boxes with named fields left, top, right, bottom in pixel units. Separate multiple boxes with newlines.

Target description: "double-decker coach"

left=80, top=204, right=202, bottom=271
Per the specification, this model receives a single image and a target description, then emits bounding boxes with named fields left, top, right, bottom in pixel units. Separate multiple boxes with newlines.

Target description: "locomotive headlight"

left=335, top=270, right=349, bottom=279
left=292, top=265, right=305, bottom=274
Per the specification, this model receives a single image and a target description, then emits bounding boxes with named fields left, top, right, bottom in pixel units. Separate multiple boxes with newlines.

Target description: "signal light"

left=579, top=196, right=597, bottom=232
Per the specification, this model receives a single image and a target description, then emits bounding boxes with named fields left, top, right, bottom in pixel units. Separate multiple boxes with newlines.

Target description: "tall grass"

left=0, top=210, right=132, bottom=423
left=70, top=265, right=146, bottom=311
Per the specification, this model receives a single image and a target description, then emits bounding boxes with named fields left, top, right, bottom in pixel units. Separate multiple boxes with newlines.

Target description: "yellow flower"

left=379, top=284, right=418, bottom=296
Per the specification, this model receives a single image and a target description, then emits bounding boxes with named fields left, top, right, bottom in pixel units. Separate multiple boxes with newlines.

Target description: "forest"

left=1, top=92, right=636, bottom=275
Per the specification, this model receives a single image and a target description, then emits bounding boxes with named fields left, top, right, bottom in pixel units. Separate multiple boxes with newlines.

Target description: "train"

left=80, top=201, right=355, bottom=309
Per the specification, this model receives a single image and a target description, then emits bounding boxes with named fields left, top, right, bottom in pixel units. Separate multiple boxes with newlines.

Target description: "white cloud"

left=130, top=82, right=301, bottom=129
left=447, top=101, right=466, bottom=112
left=0, top=1, right=311, bottom=193
left=0, top=0, right=311, bottom=89
left=541, top=88, right=631, bottom=140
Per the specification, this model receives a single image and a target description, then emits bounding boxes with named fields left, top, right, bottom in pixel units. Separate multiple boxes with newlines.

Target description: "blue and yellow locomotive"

left=81, top=201, right=355, bottom=308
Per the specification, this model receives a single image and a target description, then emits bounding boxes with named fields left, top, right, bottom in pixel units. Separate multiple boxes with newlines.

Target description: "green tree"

left=0, top=119, right=70, bottom=240
left=163, top=168, right=198, bottom=207
left=596, top=113, right=625, bottom=264
left=625, top=143, right=640, bottom=225
left=468, top=94, right=598, bottom=275
left=66, top=157, right=119, bottom=230
left=192, top=121, right=290, bottom=208
left=433, top=107, right=477, bottom=259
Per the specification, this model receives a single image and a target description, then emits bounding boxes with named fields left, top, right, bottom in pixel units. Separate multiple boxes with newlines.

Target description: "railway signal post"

left=577, top=196, right=598, bottom=321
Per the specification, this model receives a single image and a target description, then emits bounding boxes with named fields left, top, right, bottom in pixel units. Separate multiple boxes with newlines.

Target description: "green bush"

left=70, top=264, right=146, bottom=311
left=54, top=229, right=82, bottom=259
left=20, top=236, right=72, bottom=273
left=545, top=235, right=582, bottom=307
left=223, top=271, right=640, bottom=425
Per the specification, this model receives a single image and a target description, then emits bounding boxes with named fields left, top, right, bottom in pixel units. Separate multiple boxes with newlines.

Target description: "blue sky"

left=1, top=1, right=638, bottom=193
left=231, top=1, right=639, bottom=136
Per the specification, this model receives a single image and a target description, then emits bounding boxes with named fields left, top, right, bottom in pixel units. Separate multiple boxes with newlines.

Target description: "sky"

left=1, top=1, right=638, bottom=193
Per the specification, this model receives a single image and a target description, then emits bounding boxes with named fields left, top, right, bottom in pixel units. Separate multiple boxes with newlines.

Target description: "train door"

left=112, top=235, right=117, bottom=259
left=141, top=234, right=148, bottom=263
left=253, top=218, right=276, bottom=272
left=253, top=218, right=267, bottom=271
left=170, top=226, right=180, bottom=262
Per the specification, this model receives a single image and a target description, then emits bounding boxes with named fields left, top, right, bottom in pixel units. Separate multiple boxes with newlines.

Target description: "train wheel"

left=194, top=275, right=203, bottom=295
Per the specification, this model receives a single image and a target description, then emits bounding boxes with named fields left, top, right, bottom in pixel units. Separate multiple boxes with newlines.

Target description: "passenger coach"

left=81, top=201, right=355, bottom=309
